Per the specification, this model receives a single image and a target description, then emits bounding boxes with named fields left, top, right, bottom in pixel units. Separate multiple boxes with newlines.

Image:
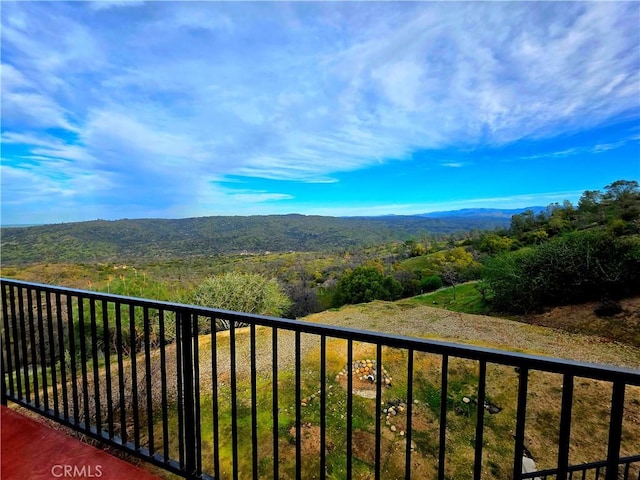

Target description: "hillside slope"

left=0, top=214, right=511, bottom=265
left=306, top=300, right=640, bottom=369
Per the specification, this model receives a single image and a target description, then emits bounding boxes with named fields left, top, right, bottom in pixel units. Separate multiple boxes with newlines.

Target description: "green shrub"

left=334, top=265, right=403, bottom=306
left=187, top=272, right=292, bottom=329
left=483, top=231, right=640, bottom=313
left=420, top=275, right=443, bottom=292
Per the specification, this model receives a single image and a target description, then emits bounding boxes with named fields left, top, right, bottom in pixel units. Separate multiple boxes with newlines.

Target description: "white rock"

left=522, top=457, right=541, bottom=480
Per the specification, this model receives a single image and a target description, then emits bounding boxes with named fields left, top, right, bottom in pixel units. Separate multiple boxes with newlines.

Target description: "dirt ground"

left=524, top=296, right=640, bottom=347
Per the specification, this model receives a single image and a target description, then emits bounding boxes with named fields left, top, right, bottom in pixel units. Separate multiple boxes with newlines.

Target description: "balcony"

left=1, top=278, right=639, bottom=480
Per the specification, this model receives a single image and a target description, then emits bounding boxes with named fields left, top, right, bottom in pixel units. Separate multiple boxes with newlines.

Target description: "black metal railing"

left=1, top=278, right=639, bottom=480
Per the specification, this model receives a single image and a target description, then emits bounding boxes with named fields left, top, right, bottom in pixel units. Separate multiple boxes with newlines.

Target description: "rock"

left=399, top=431, right=405, bottom=436
left=386, top=420, right=390, bottom=426
left=397, top=406, right=405, bottom=413
left=301, top=403, right=307, bottom=407
left=383, top=408, right=388, bottom=414
left=414, top=399, right=419, bottom=405
left=462, top=396, right=471, bottom=404
left=390, top=425, right=397, bottom=432
left=522, top=456, right=540, bottom=480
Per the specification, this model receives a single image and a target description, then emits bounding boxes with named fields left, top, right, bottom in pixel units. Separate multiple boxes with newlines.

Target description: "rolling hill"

left=0, top=212, right=516, bottom=265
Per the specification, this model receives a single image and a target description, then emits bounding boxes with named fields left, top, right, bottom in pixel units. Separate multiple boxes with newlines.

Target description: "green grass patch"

left=409, top=282, right=492, bottom=315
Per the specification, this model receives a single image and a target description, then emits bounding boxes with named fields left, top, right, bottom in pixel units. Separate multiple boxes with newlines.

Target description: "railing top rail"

left=2, top=277, right=639, bottom=385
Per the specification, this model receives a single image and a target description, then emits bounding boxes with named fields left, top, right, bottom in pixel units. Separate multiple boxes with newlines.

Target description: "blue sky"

left=1, top=1, right=639, bottom=225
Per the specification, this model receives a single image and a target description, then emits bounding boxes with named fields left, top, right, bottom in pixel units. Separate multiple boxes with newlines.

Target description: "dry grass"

left=18, top=299, right=639, bottom=479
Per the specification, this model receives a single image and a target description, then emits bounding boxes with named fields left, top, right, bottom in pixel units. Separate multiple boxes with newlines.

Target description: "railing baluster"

left=78, top=297, right=90, bottom=430
left=26, top=288, right=40, bottom=408
left=438, top=355, right=449, bottom=480
left=36, top=290, right=49, bottom=411
left=193, top=315, right=202, bottom=478
left=159, top=309, right=170, bottom=463
left=46, top=292, right=58, bottom=416
left=89, top=299, right=101, bottom=434
left=178, top=310, right=196, bottom=478
left=230, top=318, right=239, bottom=480
left=320, top=335, right=327, bottom=480
left=405, top=349, right=414, bottom=479
left=473, top=360, right=487, bottom=480
left=272, top=327, right=279, bottom=480
left=211, top=316, right=221, bottom=479
left=9, top=286, right=22, bottom=400
left=346, top=339, right=353, bottom=480
left=55, top=292, right=68, bottom=420
left=103, top=299, right=114, bottom=439
left=143, top=307, right=154, bottom=455
left=115, top=302, right=127, bottom=443
left=176, top=310, right=185, bottom=469
left=2, top=284, right=15, bottom=401
left=513, top=366, right=529, bottom=480
left=0, top=310, right=5, bottom=406
left=295, top=330, right=302, bottom=480
left=66, top=294, right=79, bottom=425
left=129, top=305, right=140, bottom=450
left=557, top=374, right=575, bottom=480
left=605, top=381, right=625, bottom=480
left=375, top=343, right=382, bottom=480
left=250, top=323, right=259, bottom=480
left=17, top=287, right=31, bottom=403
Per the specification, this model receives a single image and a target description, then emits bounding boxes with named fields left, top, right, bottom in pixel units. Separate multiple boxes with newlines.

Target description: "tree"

left=420, top=275, right=443, bottom=293
left=188, top=272, right=292, bottom=330
left=478, top=233, right=514, bottom=254
left=603, top=180, right=640, bottom=222
left=603, top=180, right=639, bottom=202
left=483, top=231, right=640, bottom=313
left=334, top=265, right=403, bottom=306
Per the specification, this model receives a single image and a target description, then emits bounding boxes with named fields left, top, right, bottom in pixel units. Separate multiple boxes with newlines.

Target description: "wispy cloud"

left=442, top=163, right=465, bottom=168
left=520, top=133, right=640, bottom=160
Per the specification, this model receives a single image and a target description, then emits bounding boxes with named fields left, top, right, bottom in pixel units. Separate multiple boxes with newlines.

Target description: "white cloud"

left=88, top=1, right=145, bottom=11
left=2, top=92, right=78, bottom=131
left=230, top=192, right=294, bottom=203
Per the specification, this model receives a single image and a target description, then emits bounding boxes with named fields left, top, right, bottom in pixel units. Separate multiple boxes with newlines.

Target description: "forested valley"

left=2, top=179, right=639, bottom=344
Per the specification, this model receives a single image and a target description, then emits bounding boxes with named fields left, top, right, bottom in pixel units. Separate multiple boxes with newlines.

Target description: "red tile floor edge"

left=1, top=405, right=162, bottom=480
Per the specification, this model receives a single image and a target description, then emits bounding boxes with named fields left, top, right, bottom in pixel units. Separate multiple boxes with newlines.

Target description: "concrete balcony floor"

left=1, top=406, right=161, bottom=480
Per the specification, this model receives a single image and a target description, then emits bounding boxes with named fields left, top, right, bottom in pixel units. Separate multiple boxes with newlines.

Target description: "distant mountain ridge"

left=420, top=207, right=547, bottom=218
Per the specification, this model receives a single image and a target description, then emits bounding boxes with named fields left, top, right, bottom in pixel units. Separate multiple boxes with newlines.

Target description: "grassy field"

left=409, top=282, right=492, bottom=315
left=135, top=298, right=640, bottom=479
